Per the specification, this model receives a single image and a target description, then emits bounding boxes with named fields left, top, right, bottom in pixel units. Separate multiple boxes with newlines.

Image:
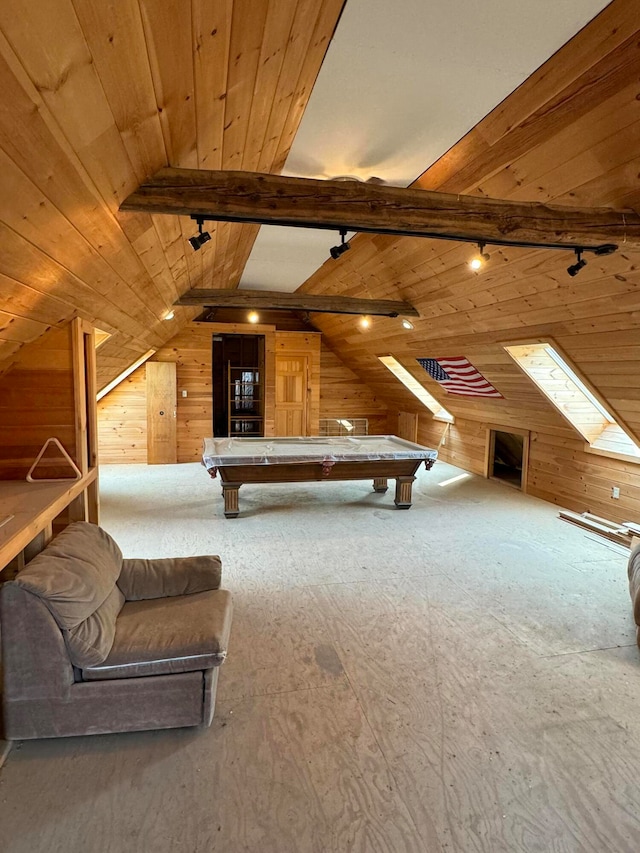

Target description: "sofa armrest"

left=117, top=555, right=222, bottom=601
left=628, top=544, right=640, bottom=629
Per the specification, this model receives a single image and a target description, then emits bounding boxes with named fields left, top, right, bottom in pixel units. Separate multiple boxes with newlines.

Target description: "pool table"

left=202, top=435, right=438, bottom=518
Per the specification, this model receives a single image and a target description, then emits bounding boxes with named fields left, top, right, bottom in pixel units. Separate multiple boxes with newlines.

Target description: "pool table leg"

left=372, top=477, right=388, bottom=493
left=394, top=475, right=416, bottom=509
left=222, top=483, right=240, bottom=518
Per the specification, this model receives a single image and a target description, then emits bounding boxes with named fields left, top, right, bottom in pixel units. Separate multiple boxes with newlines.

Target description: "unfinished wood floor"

left=1, top=460, right=640, bottom=853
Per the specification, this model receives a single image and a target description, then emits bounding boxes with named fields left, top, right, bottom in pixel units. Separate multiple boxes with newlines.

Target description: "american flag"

left=417, top=357, right=503, bottom=398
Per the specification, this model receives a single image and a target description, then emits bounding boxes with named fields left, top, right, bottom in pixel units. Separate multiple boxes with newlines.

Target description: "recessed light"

left=402, top=319, right=414, bottom=330
left=247, top=311, right=260, bottom=324
left=163, top=310, right=175, bottom=321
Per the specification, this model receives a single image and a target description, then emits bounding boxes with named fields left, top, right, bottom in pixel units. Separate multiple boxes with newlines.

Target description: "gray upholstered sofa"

left=0, top=522, right=233, bottom=740
left=629, top=542, right=640, bottom=645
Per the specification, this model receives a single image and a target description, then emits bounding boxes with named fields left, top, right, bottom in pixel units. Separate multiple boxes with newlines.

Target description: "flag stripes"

left=417, top=357, right=503, bottom=398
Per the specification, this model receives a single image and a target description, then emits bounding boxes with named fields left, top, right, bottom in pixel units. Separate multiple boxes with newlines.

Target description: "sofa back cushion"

left=65, top=584, right=126, bottom=667
left=15, top=522, right=122, bottom=628
left=14, top=522, right=125, bottom=667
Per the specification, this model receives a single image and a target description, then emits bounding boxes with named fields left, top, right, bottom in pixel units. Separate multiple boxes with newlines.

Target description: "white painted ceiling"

left=239, top=0, right=610, bottom=294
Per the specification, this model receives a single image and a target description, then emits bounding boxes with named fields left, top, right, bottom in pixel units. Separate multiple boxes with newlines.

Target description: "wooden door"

left=275, top=355, right=309, bottom=436
left=397, top=411, right=418, bottom=443
left=147, top=362, right=177, bottom=463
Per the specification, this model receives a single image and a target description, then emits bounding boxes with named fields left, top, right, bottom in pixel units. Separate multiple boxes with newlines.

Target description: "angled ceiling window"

left=504, top=343, right=640, bottom=459
left=378, top=356, right=454, bottom=423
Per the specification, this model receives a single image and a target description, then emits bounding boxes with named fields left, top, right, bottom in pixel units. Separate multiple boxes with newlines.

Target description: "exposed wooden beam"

left=120, top=167, right=640, bottom=250
left=175, top=289, right=419, bottom=318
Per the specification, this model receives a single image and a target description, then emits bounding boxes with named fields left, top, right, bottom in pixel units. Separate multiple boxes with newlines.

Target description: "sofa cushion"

left=14, top=522, right=123, bottom=630
left=81, top=589, right=233, bottom=681
left=64, top=584, right=126, bottom=668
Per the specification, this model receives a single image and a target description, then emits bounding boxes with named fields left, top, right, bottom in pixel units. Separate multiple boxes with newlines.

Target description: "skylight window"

left=504, top=343, right=640, bottom=460
left=378, top=356, right=454, bottom=422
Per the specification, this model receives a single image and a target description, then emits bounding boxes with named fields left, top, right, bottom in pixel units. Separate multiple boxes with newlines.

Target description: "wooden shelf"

left=228, top=363, right=263, bottom=436
left=0, top=468, right=98, bottom=571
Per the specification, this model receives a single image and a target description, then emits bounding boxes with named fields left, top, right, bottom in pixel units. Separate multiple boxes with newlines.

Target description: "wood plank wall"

left=97, top=366, right=148, bottom=464
left=417, top=412, right=640, bottom=525
left=0, top=325, right=77, bottom=479
left=153, top=324, right=222, bottom=462
left=99, top=324, right=234, bottom=464
left=319, top=345, right=389, bottom=435
left=98, top=325, right=389, bottom=462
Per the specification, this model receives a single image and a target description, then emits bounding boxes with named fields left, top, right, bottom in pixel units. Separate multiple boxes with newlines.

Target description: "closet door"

left=147, top=362, right=177, bottom=463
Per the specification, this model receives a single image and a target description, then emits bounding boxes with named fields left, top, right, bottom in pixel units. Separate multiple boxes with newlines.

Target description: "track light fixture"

left=567, top=249, right=587, bottom=277
left=330, top=228, right=351, bottom=260
left=468, top=242, right=490, bottom=271
left=187, top=215, right=618, bottom=269
left=188, top=217, right=211, bottom=251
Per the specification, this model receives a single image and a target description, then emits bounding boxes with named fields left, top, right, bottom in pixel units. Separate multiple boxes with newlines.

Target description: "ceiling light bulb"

left=359, top=316, right=370, bottom=329
left=247, top=311, right=259, bottom=324
left=402, top=319, right=414, bottom=330
left=469, top=243, right=490, bottom=271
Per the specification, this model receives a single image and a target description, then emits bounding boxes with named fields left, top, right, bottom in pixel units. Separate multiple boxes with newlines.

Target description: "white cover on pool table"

left=202, top=435, right=438, bottom=468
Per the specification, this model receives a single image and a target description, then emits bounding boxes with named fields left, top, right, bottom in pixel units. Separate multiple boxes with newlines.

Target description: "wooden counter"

left=0, top=469, right=98, bottom=571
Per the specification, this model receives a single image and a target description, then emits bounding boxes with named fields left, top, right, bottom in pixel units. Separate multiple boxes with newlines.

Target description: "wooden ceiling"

left=0, top=0, right=344, bottom=386
left=299, top=0, right=640, bottom=443
left=1, top=0, right=639, bottom=447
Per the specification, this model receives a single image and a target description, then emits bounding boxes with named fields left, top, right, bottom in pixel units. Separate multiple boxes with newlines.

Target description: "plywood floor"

left=1, top=461, right=640, bottom=852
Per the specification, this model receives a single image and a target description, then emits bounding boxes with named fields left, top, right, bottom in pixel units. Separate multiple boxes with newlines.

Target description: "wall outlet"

left=611, top=486, right=620, bottom=499
left=181, top=390, right=188, bottom=398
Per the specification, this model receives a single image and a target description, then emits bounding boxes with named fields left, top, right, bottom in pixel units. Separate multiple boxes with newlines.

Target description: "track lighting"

left=468, top=242, right=490, bottom=271
left=330, top=228, right=351, bottom=260
left=567, top=249, right=587, bottom=277
left=188, top=217, right=211, bottom=251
